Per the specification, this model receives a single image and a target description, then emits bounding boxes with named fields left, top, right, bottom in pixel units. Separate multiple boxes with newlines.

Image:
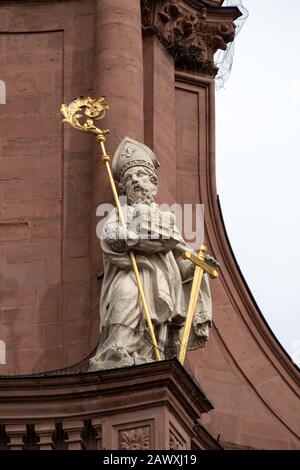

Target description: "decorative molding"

left=169, top=427, right=186, bottom=450
left=141, top=0, right=236, bottom=75
left=119, top=425, right=151, bottom=450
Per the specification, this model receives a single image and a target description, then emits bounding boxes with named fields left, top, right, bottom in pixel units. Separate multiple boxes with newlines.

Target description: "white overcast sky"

left=216, top=0, right=300, bottom=365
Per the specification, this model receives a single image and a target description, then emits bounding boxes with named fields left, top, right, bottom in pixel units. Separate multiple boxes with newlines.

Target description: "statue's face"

left=121, top=166, right=157, bottom=205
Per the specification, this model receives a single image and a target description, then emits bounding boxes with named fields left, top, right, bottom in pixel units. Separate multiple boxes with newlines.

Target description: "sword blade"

left=178, top=264, right=204, bottom=365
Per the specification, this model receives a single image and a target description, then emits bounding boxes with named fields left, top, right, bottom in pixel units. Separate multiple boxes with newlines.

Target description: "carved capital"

left=141, top=0, right=237, bottom=75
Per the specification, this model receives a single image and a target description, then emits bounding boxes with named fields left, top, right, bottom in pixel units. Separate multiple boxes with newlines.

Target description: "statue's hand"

left=127, top=229, right=140, bottom=247
left=103, top=223, right=139, bottom=252
left=114, top=226, right=140, bottom=249
left=176, top=257, right=195, bottom=281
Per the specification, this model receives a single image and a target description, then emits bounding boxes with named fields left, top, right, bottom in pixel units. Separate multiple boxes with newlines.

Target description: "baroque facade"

left=0, top=0, right=299, bottom=450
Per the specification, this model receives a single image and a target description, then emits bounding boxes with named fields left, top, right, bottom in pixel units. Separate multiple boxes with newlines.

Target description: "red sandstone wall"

left=143, top=35, right=176, bottom=206
left=0, top=28, right=63, bottom=373
left=0, top=0, right=95, bottom=373
left=0, top=0, right=145, bottom=373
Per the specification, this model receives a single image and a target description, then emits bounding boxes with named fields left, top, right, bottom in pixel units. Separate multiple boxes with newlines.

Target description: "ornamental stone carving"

left=141, top=0, right=237, bottom=75
left=169, top=425, right=187, bottom=450
left=119, top=426, right=151, bottom=450
left=169, top=430, right=185, bottom=450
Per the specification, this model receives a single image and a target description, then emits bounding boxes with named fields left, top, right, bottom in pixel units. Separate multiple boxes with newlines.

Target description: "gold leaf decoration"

left=61, top=96, right=109, bottom=137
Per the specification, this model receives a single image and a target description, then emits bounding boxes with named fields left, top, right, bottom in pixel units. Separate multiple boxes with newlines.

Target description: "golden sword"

left=178, top=245, right=219, bottom=365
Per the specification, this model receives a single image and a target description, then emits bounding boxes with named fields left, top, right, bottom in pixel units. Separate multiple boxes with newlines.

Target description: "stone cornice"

left=141, top=0, right=240, bottom=76
left=0, top=360, right=213, bottom=419
left=201, top=0, right=225, bottom=7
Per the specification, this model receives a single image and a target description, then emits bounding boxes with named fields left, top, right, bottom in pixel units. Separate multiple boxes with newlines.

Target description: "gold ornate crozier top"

left=61, top=96, right=110, bottom=139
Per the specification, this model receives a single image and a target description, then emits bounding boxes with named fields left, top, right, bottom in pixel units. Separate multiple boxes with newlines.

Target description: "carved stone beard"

left=126, top=185, right=157, bottom=206
left=120, top=167, right=158, bottom=206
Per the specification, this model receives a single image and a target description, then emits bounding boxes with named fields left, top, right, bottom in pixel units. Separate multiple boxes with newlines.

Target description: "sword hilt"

left=182, top=246, right=219, bottom=280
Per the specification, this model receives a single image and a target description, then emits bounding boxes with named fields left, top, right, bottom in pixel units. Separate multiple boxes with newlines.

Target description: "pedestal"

left=0, top=360, right=220, bottom=450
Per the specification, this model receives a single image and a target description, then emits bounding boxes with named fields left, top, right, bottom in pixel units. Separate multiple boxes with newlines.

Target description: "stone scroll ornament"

left=61, top=97, right=219, bottom=369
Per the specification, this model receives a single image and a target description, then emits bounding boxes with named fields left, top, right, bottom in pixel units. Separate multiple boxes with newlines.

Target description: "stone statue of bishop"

left=89, top=137, right=212, bottom=370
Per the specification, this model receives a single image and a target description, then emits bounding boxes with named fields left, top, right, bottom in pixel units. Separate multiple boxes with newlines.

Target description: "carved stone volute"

left=141, top=0, right=240, bottom=75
